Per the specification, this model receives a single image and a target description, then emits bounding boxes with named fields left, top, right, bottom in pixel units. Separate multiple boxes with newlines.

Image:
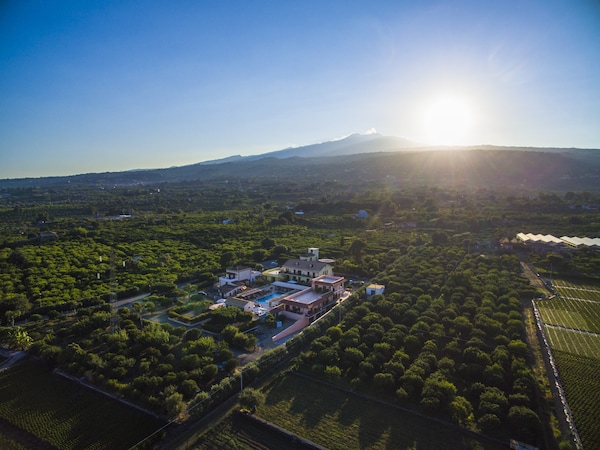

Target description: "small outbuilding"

left=225, top=297, right=255, bottom=313
left=366, top=284, right=385, bottom=297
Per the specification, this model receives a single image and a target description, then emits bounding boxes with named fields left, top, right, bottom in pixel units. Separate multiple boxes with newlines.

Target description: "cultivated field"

left=544, top=326, right=599, bottom=358
left=538, top=287, right=600, bottom=334
left=189, top=411, right=317, bottom=450
left=0, top=434, right=26, bottom=450
left=254, top=373, right=505, bottom=450
left=552, top=350, right=600, bottom=450
left=0, top=360, right=164, bottom=450
left=536, top=278, right=600, bottom=450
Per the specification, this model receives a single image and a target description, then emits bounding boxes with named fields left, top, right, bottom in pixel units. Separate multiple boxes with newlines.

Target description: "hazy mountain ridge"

left=197, top=133, right=419, bottom=165
left=1, top=134, right=599, bottom=191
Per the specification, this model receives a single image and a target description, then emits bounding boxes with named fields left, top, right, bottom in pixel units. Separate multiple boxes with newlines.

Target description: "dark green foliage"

left=297, top=245, right=543, bottom=443
left=2, top=174, right=597, bottom=447
left=239, top=387, right=266, bottom=413
left=507, top=406, right=542, bottom=443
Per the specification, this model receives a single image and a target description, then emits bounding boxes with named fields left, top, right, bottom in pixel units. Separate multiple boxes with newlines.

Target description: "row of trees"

left=2, top=178, right=598, bottom=318
left=29, top=304, right=242, bottom=416
left=2, top=179, right=597, bottom=443
left=296, top=246, right=543, bottom=445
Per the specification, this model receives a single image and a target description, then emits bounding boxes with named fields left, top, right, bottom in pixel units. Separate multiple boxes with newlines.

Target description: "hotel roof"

left=282, top=258, right=329, bottom=271
left=279, top=287, right=324, bottom=306
left=313, top=275, right=345, bottom=284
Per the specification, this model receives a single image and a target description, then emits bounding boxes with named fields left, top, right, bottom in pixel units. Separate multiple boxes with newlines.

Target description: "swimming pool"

left=255, top=292, right=282, bottom=304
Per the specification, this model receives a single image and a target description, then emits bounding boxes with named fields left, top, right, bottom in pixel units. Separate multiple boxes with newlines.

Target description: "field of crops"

left=535, top=277, right=600, bottom=450
left=190, top=412, right=315, bottom=450
left=544, top=326, right=600, bottom=358
left=552, top=350, right=600, bottom=450
left=0, top=434, right=26, bottom=450
left=253, top=373, right=505, bottom=450
left=537, top=287, right=600, bottom=333
left=537, top=280, right=600, bottom=357
left=0, top=360, right=164, bottom=450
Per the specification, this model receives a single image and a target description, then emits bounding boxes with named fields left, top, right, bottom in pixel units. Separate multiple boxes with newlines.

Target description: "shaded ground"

left=0, top=359, right=164, bottom=450
left=257, top=371, right=507, bottom=450
left=0, top=417, right=56, bottom=450
left=0, top=349, right=25, bottom=372
left=236, top=319, right=296, bottom=365
left=189, top=411, right=322, bottom=449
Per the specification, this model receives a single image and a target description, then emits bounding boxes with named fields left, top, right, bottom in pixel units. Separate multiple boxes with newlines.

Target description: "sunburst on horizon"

left=417, top=94, right=476, bottom=146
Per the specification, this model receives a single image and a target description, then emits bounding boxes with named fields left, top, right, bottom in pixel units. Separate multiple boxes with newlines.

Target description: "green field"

left=0, top=360, right=164, bottom=450
left=536, top=278, right=600, bottom=450
left=552, top=351, right=600, bottom=450
left=189, top=411, right=319, bottom=450
left=544, top=326, right=600, bottom=358
left=252, top=373, right=505, bottom=450
left=537, top=287, right=600, bottom=333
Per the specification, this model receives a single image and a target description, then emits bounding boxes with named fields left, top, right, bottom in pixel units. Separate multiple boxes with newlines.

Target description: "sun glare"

left=418, top=95, right=475, bottom=146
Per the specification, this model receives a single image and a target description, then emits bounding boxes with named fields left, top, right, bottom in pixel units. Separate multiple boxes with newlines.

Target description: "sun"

left=418, top=94, right=475, bottom=146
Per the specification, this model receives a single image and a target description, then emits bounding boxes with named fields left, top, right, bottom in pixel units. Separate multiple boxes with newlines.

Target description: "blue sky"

left=1, top=0, right=599, bottom=178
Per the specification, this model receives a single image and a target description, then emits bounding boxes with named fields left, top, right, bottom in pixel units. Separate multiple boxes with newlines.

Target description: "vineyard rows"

left=0, top=362, right=162, bottom=450
left=545, top=326, right=600, bottom=358
left=552, top=350, right=600, bottom=450
left=536, top=277, right=600, bottom=450
left=537, top=282, right=600, bottom=333
left=553, top=280, right=600, bottom=300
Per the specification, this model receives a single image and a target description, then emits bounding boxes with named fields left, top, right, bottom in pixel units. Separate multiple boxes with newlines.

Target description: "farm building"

left=515, top=233, right=600, bottom=253
left=366, top=284, right=385, bottom=297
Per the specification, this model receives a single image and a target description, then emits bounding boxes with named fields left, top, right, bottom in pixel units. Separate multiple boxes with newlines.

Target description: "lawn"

left=0, top=359, right=164, bottom=450
left=255, top=373, right=505, bottom=450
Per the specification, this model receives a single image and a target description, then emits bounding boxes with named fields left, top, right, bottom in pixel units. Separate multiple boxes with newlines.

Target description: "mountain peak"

left=254, top=132, right=418, bottom=160
left=336, top=128, right=380, bottom=141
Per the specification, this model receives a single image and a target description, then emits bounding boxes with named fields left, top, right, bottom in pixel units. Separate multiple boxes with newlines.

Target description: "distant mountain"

left=199, top=132, right=421, bottom=165
left=254, top=132, right=421, bottom=159
left=0, top=133, right=599, bottom=191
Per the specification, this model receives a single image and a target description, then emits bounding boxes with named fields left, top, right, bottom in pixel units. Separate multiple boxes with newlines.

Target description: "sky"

left=1, top=0, right=599, bottom=179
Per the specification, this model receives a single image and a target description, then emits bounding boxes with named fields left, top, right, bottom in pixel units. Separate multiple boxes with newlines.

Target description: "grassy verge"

left=0, top=359, right=164, bottom=450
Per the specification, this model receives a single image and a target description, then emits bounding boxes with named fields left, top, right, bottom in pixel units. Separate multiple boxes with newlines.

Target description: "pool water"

left=256, top=292, right=282, bottom=304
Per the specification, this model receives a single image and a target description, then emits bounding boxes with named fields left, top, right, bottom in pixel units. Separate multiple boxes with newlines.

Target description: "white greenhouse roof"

left=516, top=233, right=563, bottom=244
left=560, top=236, right=600, bottom=248
left=517, top=233, right=600, bottom=248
